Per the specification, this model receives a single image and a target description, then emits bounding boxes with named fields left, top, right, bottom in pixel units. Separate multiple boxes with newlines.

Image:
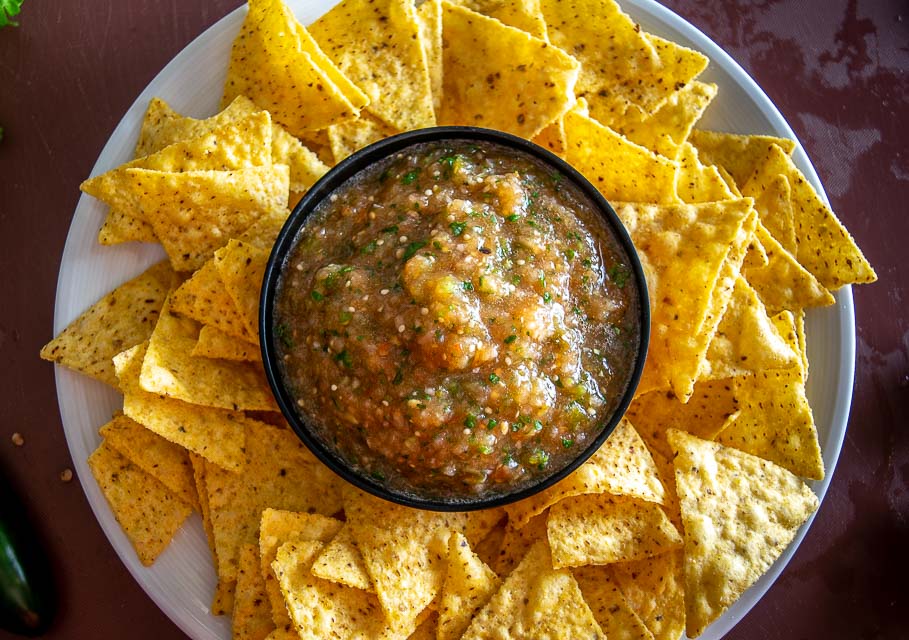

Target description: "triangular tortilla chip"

left=310, top=525, right=374, bottom=592
left=438, top=532, right=500, bottom=640
left=492, top=511, right=548, bottom=576
left=447, top=0, right=548, bottom=39
left=40, top=261, right=178, bottom=387
left=212, top=240, right=270, bottom=341
left=547, top=494, right=681, bottom=568
left=193, top=325, right=262, bottom=362
left=464, top=507, right=506, bottom=548
left=98, top=208, right=159, bottom=245
left=688, top=129, right=797, bottom=187
left=416, top=0, right=444, bottom=117
left=88, top=440, right=192, bottom=566
left=327, top=113, right=399, bottom=163
left=667, top=429, right=819, bottom=637
left=169, top=259, right=255, bottom=343
left=572, top=565, right=654, bottom=640
left=564, top=111, right=679, bottom=203
left=611, top=550, right=685, bottom=640
left=440, top=2, right=580, bottom=139
left=233, top=543, right=276, bottom=640
left=504, top=417, right=665, bottom=529
left=311, top=0, right=435, bottom=131
left=746, top=172, right=796, bottom=253
left=675, top=141, right=736, bottom=203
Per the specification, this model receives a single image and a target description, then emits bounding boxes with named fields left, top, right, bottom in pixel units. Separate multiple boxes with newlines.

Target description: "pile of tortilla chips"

left=42, top=0, right=876, bottom=638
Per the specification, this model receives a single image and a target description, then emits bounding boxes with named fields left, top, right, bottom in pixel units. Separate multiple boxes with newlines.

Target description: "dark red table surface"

left=0, top=1, right=905, bottom=638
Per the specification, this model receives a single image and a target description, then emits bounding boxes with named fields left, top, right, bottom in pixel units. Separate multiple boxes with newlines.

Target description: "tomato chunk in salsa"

left=275, top=140, right=640, bottom=500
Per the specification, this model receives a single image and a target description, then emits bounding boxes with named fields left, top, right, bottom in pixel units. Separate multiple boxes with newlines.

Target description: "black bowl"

left=260, top=126, right=650, bottom=511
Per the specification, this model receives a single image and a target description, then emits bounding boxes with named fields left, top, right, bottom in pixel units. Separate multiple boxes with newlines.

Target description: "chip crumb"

left=11, top=432, right=24, bottom=446
left=60, top=468, right=74, bottom=482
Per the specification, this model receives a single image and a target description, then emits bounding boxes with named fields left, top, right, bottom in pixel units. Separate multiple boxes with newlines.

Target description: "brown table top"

left=0, top=1, right=905, bottom=638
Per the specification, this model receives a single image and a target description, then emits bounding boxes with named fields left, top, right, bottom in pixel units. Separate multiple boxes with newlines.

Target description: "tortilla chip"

left=88, top=440, right=192, bottom=566
left=170, top=259, right=255, bottom=343
left=126, top=165, right=289, bottom=272
left=625, top=379, right=737, bottom=460
left=416, top=0, right=444, bottom=117
left=447, top=0, right=548, bottom=39
left=794, top=310, right=809, bottom=379
left=611, top=550, right=685, bottom=640
left=743, top=143, right=876, bottom=288
left=409, top=611, right=439, bottom=640
left=310, top=525, right=374, bottom=592
left=462, top=540, right=604, bottom=640
left=327, top=113, right=399, bottom=163
left=190, top=453, right=217, bottom=560
left=98, top=209, right=159, bottom=245
left=532, top=98, right=587, bottom=155
left=492, top=510, right=549, bottom=576
left=547, top=494, right=681, bottom=568
left=99, top=414, right=199, bottom=510
left=223, top=0, right=366, bottom=134
left=233, top=543, right=276, bottom=640
left=688, top=129, right=797, bottom=187
left=614, top=199, right=755, bottom=398
left=647, top=448, right=682, bottom=533
left=564, top=111, right=679, bottom=203
left=473, top=519, right=507, bottom=571
left=212, top=240, right=270, bottom=340
left=717, top=369, right=824, bottom=480
left=438, top=532, right=500, bottom=640
left=440, top=2, right=579, bottom=139
left=258, top=509, right=344, bottom=629
left=464, top=508, right=507, bottom=548
left=193, top=325, right=262, bottom=362
left=504, top=417, right=665, bottom=529
left=745, top=172, right=797, bottom=253
left=572, top=565, right=653, bottom=640
left=311, top=0, right=435, bottom=131
left=611, top=81, right=717, bottom=160
left=205, top=420, right=343, bottom=585
left=700, top=275, right=801, bottom=380
left=40, top=261, right=178, bottom=387
left=668, top=429, right=819, bottom=637
left=675, top=141, right=736, bottom=203
left=343, top=486, right=467, bottom=630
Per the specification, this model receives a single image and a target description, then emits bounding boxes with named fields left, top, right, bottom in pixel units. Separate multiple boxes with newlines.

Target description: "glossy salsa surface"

left=275, top=139, right=640, bottom=500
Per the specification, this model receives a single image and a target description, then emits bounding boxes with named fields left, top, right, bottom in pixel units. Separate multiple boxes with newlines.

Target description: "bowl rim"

left=260, top=125, right=651, bottom=511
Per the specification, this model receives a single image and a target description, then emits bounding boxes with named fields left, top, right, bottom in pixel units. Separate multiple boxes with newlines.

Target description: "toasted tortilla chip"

left=141, top=299, right=275, bottom=411
left=743, top=143, right=876, bottom=288
left=611, top=550, right=685, bottom=640
left=700, top=275, right=800, bottom=380
left=473, top=519, right=507, bottom=571
left=564, top=111, right=679, bottom=203
left=223, top=0, right=366, bottom=134
left=115, top=343, right=249, bottom=471
left=205, top=420, right=343, bottom=585
left=492, top=510, right=549, bottom=576
left=505, top=418, right=665, bottom=529
left=615, top=199, right=754, bottom=397
left=126, top=165, right=288, bottom=272
left=40, top=261, right=178, bottom=387
left=258, top=509, right=343, bottom=629
left=669, top=429, right=819, bottom=637
left=438, top=532, right=500, bottom=640
left=88, top=440, right=192, bottom=566
left=612, top=81, right=717, bottom=160
left=745, top=172, right=796, bottom=253
left=99, top=414, right=199, bottom=510
left=190, top=453, right=218, bottom=567
left=717, top=369, right=824, bottom=479
left=572, top=565, right=653, bottom=640
left=170, top=259, right=255, bottom=343
left=193, top=325, right=262, bottom=362
left=462, top=540, right=604, bottom=640
left=212, top=240, right=270, bottom=340
left=464, top=508, right=507, bottom=548
left=311, top=0, right=435, bottom=131
left=688, top=129, right=797, bottom=187
left=343, top=486, right=467, bottom=630
left=547, top=494, right=681, bottom=568
left=416, top=0, right=444, bottom=118
left=234, top=543, right=276, bottom=640
left=625, top=379, right=737, bottom=460
left=532, top=98, right=587, bottom=155
left=440, top=2, right=579, bottom=139
left=327, top=113, right=399, bottom=163
left=447, top=0, right=548, bottom=39
left=675, top=141, right=736, bottom=203
left=310, top=525, right=374, bottom=592
left=98, top=208, right=159, bottom=245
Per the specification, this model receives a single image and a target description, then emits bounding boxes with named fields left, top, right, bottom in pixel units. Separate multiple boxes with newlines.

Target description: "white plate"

left=52, top=2, right=855, bottom=638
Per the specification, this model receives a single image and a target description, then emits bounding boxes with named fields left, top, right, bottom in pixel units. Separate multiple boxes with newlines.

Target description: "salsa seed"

left=398, top=325, right=406, bottom=333
left=331, top=384, right=338, bottom=391
left=381, top=289, right=390, bottom=295
left=421, top=307, right=429, bottom=315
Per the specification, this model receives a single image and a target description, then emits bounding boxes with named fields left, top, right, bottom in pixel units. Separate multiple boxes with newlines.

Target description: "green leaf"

left=0, top=0, right=24, bottom=27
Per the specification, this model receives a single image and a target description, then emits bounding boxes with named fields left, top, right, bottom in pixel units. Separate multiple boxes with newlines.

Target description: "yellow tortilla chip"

left=115, top=343, right=249, bottom=471
left=675, top=141, right=736, bottom=203
left=743, top=143, right=876, bottom=288
left=531, top=98, right=587, bottom=156
left=547, top=494, right=681, bottom=568
left=473, top=519, right=507, bottom=572
left=440, top=2, right=579, bottom=139
left=170, top=259, right=255, bottom=343
left=688, top=129, right=797, bottom=187
left=212, top=240, right=270, bottom=340
left=311, top=0, right=435, bottom=131
left=140, top=299, right=275, bottom=411
left=462, top=540, right=604, bottom=640
left=88, top=440, right=192, bottom=566
left=492, top=510, right=548, bottom=576
left=447, top=0, right=548, bottom=39
left=564, top=111, right=679, bottom=203
left=717, top=369, right=824, bottom=480
left=126, top=165, right=289, bottom=272
left=310, top=525, right=374, bottom=592
left=99, top=414, right=199, bottom=510
left=223, top=0, right=366, bottom=134
left=572, top=565, right=654, bottom=640
left=746, top=172, right=797, bottom=253
left=98, top=208, right=159, bottom=245
left=343, top=486, right=467, bottom=630
left=794, top=310, right=809, bottom=380
left=193, top=325, right=262, bottom=362
left=464, top=508, right=506, bottom=548
left=668, top=429, right=819, bottom=637
left=615, top=199, right=755, bottom=398
left=416, top=0, right=444, bottom=117
left=504, top=417, right=665, bottom=529
left=40, top=261, right=178, bottom=387
left=327, top=113, right=399, bottom=163
left=438, top=532, right=500, bottom=640
left=233, top=543, right=276, bottom=640
left=611, top=550, right=685, bottom=640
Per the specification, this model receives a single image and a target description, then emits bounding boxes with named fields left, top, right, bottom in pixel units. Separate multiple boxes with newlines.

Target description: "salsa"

left=275, top=139, right=640, bottom=500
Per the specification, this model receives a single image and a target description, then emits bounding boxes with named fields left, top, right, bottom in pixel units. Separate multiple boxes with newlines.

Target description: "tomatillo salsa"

left=275, top=140, right=640, bottom=499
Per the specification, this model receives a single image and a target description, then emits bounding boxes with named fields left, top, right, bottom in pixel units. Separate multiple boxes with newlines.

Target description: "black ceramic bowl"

left=260, top=126, right=649, bottom=511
